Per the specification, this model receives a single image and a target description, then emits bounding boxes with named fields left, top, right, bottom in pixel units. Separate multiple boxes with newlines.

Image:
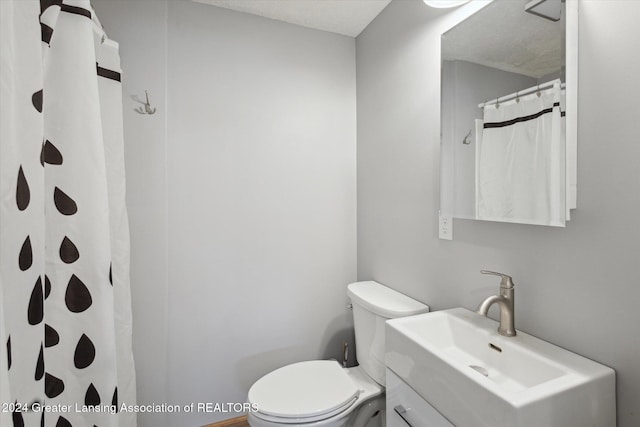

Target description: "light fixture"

left=422, top=0, right=472, bottom=8
left=525, top=0, right=562, bottom=22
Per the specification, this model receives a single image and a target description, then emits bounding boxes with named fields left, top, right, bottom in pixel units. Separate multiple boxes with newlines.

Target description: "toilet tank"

left=347, top=281, right=429, bottom=386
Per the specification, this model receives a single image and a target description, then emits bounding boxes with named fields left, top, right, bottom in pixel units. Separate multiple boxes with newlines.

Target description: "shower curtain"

left=1, top=1, right=136, bottom=426
left=476, top=81, right=565, bottom=226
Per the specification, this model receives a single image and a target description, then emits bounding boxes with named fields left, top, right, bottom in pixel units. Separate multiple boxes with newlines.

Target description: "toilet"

left=247, top=281, right=429, bottom=427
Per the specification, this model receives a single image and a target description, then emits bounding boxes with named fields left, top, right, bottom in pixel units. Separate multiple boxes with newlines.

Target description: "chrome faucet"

left=476, top=270, right=516, bottom=337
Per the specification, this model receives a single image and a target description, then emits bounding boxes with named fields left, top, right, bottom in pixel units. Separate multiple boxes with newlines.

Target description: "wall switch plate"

left=438, top=211, right=453, bottom=240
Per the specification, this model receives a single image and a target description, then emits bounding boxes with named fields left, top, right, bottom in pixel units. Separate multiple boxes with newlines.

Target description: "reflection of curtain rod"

left=478, top=79, right=565, bottom=109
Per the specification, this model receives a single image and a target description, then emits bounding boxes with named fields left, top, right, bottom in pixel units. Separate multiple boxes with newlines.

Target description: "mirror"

left=440, top=0, right=578, bottom=227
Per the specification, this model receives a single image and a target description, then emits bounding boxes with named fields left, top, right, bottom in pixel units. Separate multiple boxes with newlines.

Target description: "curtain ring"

left=516, top=91, right=520, bottom=103
left=536, top=84, right=541, bottom=97
left=495, top=97, right=500, bottom=109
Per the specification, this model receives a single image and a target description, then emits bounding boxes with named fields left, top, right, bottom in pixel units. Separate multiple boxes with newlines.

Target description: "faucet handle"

left=480, top=270, right=515, bottom=288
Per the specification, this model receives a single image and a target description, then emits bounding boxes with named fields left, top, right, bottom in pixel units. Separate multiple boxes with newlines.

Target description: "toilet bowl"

left=247, top=361, right=383, bottom=427
left=247, top=281, right=429, bottom=427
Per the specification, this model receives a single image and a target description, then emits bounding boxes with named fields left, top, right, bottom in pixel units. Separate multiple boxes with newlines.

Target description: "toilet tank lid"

left=347, top=281, right=429, bottom=318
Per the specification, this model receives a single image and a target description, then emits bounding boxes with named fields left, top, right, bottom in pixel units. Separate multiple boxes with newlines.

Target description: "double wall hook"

left=135, top=90, right=156, bottom=115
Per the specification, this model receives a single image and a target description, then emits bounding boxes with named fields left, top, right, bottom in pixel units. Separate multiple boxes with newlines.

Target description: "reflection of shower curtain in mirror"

left=0, top=1, right=136, bottom=426
left=476, top=82, right=565, bottom=226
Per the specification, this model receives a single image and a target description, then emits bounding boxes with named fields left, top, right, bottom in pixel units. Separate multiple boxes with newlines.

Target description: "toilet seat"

left=248, top=360, right=360, bottom=423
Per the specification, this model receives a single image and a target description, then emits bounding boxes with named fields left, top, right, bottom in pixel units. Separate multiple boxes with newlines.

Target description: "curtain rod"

left=478, top=79, right=565, bottom=109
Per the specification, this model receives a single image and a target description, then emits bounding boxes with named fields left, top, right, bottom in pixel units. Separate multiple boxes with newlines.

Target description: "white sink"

left=386, top=308, right=616, bottom=427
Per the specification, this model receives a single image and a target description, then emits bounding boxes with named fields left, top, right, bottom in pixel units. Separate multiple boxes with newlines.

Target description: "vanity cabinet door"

left=386, top=369, right=454, bottom=427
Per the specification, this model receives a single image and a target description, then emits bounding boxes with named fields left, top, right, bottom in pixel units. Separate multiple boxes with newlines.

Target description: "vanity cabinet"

left=386, top=369, right=453, bottom=427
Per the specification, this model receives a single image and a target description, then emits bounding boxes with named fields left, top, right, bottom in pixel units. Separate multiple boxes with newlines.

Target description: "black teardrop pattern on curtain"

left=85, top=383, right=101, bottom=406
left=6, top=336, right=11, bottom=370
left=59, top=236, right=79, bottom=263
left=44, top=275, right=51, bottom=299
left=12, top=406, right=24, bottom=427
left=53, top=187, right=78, bottom=215
left=16, top=166, right=30, bottom=211
left=35, top=343, right=44, bottom=381
left=41, top=140, right=64, bottom=165
left=28, top=277, right=44, bottom=325
left=112, top=387, right=118, bottom=412
left=65, top=274, right=92, bottom=313
left=55, top=416, right=72, bottom=427
left=45, top=372, right=65, bottom=398
left=74, top=334, right=95, bottom=369
left=109, top=263, right=112, bottom=286
left=32, top=89, right=43, bottom=113
left=45, top=324, right=59, bottom=347
left=19, top=236, right=33, bottom=271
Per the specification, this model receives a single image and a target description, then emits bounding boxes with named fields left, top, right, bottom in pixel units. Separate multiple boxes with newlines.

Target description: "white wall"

left=91, top=2, right=169, bottom=427
left=356, top=1, right=640, bottom=426
left=165, top=4, right=356, bottom=424
left=95, top=1, right=356, bottom=426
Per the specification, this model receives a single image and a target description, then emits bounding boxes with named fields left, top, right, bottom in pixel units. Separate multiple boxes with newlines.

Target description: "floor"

left=202, top=416, right=249, bottom=427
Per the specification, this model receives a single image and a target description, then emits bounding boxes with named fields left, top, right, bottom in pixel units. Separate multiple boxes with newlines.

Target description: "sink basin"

left=386, top=308, right=616, bottom=427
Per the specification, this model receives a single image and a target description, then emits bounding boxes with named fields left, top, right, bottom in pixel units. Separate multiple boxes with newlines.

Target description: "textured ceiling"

left=442, top=0, right=564, bottom=78
left=193, top=0, right=392, bottom=37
